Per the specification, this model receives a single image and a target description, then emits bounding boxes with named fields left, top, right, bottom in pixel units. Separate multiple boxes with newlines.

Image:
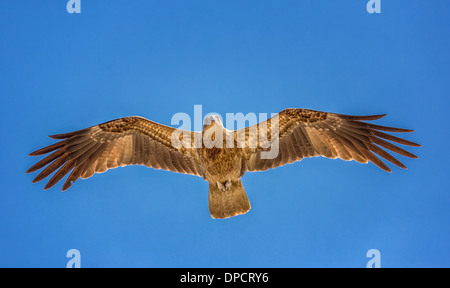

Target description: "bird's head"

left=203, top=114, right=223, bottom=130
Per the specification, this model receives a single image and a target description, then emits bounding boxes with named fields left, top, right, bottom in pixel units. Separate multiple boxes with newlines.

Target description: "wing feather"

left=28, top=116, right=202, bottom=190
left=26, top=148, right=67, bottom=173
left=241, top=108, right=420, bottom=172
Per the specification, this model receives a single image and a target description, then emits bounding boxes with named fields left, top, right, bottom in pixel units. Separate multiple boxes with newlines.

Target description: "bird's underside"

left=27, top=108, right=421, bottom=219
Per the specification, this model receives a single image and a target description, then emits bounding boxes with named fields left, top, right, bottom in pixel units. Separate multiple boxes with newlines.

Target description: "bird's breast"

left=200, top=147, right=242, bottom=182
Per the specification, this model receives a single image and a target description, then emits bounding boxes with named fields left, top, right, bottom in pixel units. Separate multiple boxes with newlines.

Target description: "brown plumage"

left=27, top=109, right=421, bottom=219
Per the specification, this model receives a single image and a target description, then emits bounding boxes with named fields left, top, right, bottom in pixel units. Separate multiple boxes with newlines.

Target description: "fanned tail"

left=208, top=180, right=251, bottom=219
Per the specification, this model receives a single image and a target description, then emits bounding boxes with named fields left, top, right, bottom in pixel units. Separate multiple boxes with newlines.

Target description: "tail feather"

left=208, top=180, right=251, bottom=219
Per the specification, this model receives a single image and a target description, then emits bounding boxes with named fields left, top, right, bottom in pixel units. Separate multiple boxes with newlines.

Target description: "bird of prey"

left=27, top=108, right=420, bottom=219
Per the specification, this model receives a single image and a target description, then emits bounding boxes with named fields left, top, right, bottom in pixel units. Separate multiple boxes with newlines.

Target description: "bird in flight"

left=27, top=108, right=420, bottom=219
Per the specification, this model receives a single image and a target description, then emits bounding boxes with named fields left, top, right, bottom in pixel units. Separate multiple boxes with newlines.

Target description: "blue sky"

left=1, top=1, right=449, bottom=268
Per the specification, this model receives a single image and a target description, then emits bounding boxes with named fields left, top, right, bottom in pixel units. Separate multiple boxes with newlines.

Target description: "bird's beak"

left=204, top=115, right=222, bottom=127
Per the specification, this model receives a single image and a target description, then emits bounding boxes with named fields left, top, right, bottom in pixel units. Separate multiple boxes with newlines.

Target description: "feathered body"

left=27, top=108, right=420, bottom=219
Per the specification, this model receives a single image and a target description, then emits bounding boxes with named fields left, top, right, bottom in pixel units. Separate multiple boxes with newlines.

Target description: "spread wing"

left=27, top=116, right=203, bottom=191
left=240, top=109, right=421, bottom=173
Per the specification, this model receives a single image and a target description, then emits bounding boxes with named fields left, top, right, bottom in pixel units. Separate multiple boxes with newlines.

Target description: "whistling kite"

left=27, top=109, right=420, bottom=219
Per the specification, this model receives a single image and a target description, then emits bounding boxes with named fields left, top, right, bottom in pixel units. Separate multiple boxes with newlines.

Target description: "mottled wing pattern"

left=241, top=109, right=421, bottom=172
left=27, top=117, right=203, bottom=191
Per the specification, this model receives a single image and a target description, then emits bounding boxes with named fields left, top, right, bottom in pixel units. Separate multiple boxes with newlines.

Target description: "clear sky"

left=1, top=1, right=449, bottom=268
